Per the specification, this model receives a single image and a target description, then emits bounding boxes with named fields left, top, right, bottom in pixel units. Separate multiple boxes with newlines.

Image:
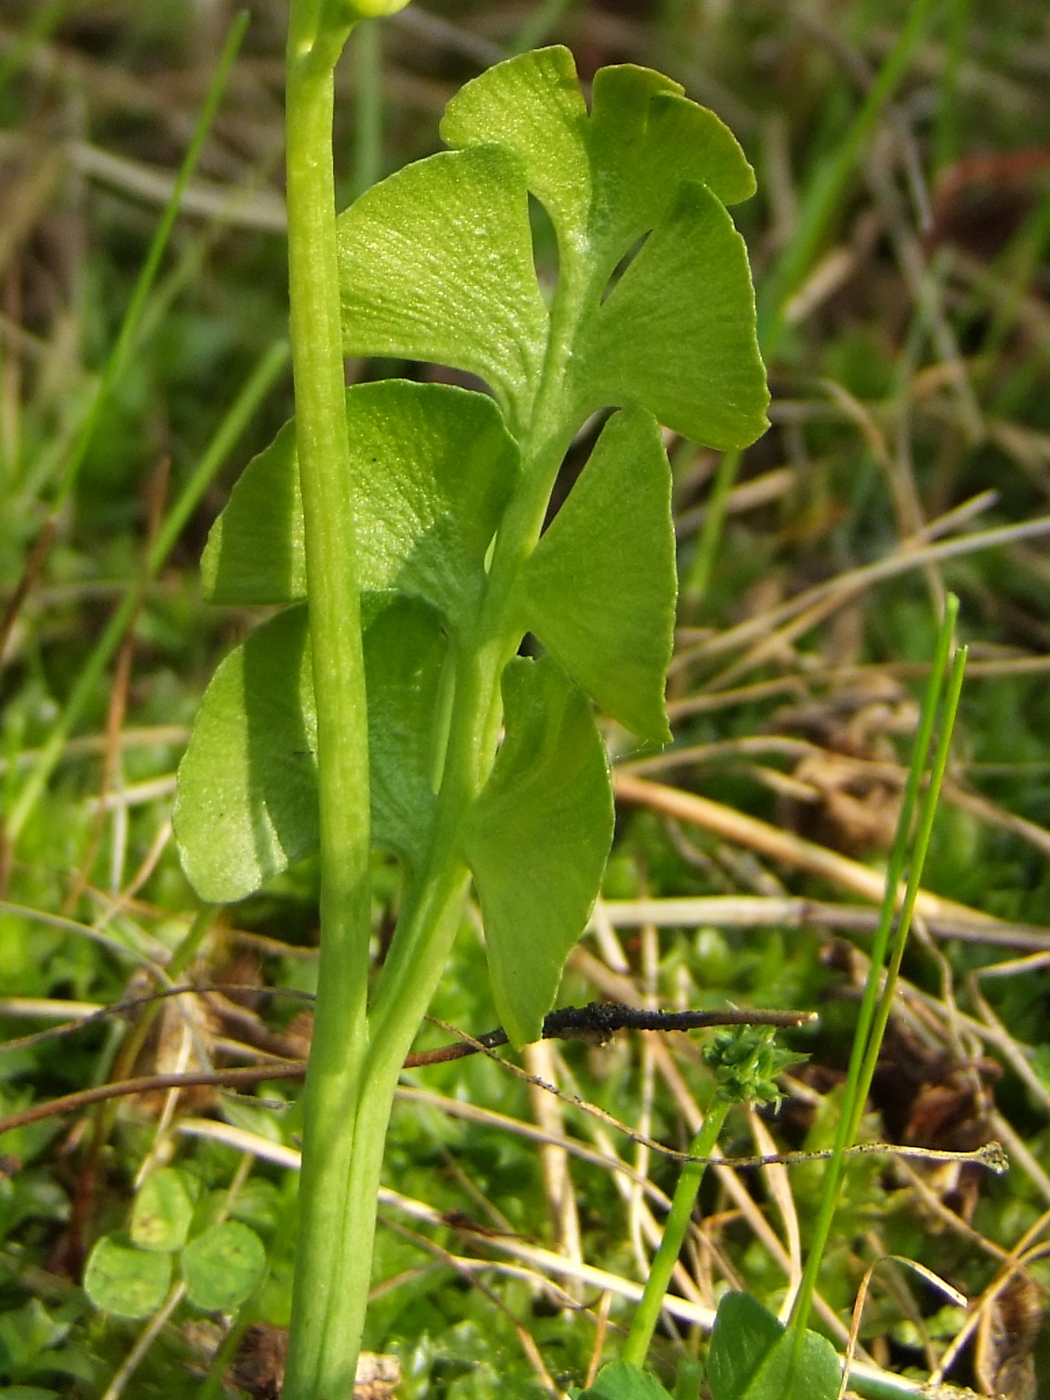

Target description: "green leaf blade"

left=587, top=64, right=756, bottom=271
left=202, top=381, right=519, bottom=628
left=707, top=1293, right=784, bottom=1400
left=518, top=407, right=676, bottom=742
left=748, top=1331, right=840, bottom=1400
left=337, top=148, right=548, bottom=427
left=202, top=418, right=306, bottom=606
left=462, top=656, right=613, bottom=1048
left=577, top=1361, right=674, bottom=1399
left=342, top=381, right=519, bottom=630
left=363, top=598, right=445, bottom=867
left=180, top=1220, right=266, bottom=1313
left=83, top=1235, right=171, bottom=1319
left=572, top=182, right=770, bottom=450
left=440, top=46, right=590, bottom=260
left=173, top=599, right=447, bottom=903
left=441, top=47, right=755, bottom=288
left=130, top=1168, right=194, bottom=1254
left=708, top=1294, right=840, bottom=1400
left=173, top=605, right=318, bottom=905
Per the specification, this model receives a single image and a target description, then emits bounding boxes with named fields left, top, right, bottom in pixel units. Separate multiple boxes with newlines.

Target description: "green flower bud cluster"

left=703, top=1025, right=807, bottom=1108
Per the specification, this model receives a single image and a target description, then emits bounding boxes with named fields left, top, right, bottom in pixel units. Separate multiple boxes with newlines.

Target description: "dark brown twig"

left=0, top=1002, right=816, bottom=1137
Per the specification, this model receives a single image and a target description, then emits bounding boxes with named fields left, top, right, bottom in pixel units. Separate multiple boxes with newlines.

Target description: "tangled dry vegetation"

left=1, top=1, right=1050, bottom=1397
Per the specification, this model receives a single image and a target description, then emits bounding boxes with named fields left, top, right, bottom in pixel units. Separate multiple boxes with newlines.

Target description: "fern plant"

left=173, top=3, right=768, bottom=1395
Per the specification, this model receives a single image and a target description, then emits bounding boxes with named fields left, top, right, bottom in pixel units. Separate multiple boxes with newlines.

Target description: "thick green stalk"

left=331, top=858, right=472, bottom=1320
left=310, top=638, right=518, bottom=1395
left=368, top=250, right=587, bottom=1045
left=622, top=1101, right=730, bottom=1367
left=283, top=9, right=373, bottom=1398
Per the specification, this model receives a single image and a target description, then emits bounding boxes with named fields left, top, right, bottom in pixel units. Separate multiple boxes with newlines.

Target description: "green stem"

left=622, top=1100, right=730, bottom=1367
left=368, top=388, right=580, bottom=1041
left=352, top=20, right=383, bottom=197
left=282, top=9, right=373, bottom=1398
left=281, top=27, right=596, bottom=1389
left=311, top=649, right=509, bottom=1390
left=849, top=646, right=967, bottom=1136
left=933, top=0, right=971, bottom=171
left=368, top=256, right=587, bottom=1038
left=351, top=520, right=562, bottom=1326
left=841, top=596, right=957, bottom=1142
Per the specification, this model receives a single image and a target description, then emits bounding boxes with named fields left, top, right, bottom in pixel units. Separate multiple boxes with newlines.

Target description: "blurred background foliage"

left=1, top=0, right=1050, bottom=1396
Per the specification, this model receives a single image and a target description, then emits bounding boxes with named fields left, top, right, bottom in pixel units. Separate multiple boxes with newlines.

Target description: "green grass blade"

left=850, top=644, right=968, bottom=1139
left=6, top=340, right=288, bottom=845
left=759, top=0, right=938, bottom=356
left=787, top=595, right=961, bottom=1347
left=52, top=9, right=250, bottom=509
left=510, top=0, right=580, bottom=55
left=681, top=449, right=740, bottom=613
left=839, top=596, right=959, bottom=1140
left=933, top=0, right=972, bottom=171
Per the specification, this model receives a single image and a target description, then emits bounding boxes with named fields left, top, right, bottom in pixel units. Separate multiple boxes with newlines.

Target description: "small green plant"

left=83, top=1166, right=266, bottom=1320
left=173, top=2, right=767, bottom=1395
left=621, top=1027, right=814, bottom=1370
left=573, top=1027, right=838, bottom=1400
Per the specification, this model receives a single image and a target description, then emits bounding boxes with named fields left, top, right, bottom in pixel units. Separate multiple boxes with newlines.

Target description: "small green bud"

left=323, top=0, right=411, bottom=21
left=702, top=1024, right=807, bottom=1108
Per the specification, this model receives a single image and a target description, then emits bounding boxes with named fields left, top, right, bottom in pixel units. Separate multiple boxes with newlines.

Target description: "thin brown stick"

left=621, top=734, right=1050, bottom=865
left=424, top=1017, right=1006, bottom=1175
left=0, top=1002, right=817, bottom=1139
left=665, top=654, right=1050, bottom=723
left=613, top=772, right=992, bottom=924
left=0, top=1063, right=307, bottom=1138
left=673, top=514, right=1050, bottom=676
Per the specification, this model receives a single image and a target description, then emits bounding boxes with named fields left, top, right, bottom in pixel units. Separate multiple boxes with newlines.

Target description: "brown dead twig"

left=0, top=1000, right=815, bottom=1140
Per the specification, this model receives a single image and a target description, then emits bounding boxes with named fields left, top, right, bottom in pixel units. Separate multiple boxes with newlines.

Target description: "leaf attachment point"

left=337, top=150, right=548, bottom=428
left=517, top=407, right=676, bottom=743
